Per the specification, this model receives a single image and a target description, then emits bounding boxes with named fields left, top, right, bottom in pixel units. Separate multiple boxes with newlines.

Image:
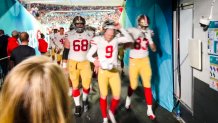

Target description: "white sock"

left=73, top=96, right=80, bottom=106
left=125, top=96, right=131, bottom=109
left=108, top=110, right=116, bottom=123
left=103, top=118, right=108, bottom=123
left=82, top=91, right=88, bottom=102
left=147, top=105, right=154, bottom=116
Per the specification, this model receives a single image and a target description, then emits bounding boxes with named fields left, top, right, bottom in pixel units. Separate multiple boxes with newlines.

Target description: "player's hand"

left=57, top=49, right=61, bottom=54
left=54, top=48, right=57, bottom=53
left=145, top=30, right=154, bottom=38
left=55, top=48, right=60, bottom=54
left=94, top=59, right=100, bottom=74
left=94, top=66, right=99, bottom=74
left=115, top=22, right=121, bottom=30
left=94, top=59, right=100, bottom=67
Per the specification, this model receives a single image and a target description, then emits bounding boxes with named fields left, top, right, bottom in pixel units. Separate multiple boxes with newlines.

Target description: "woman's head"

left=0, top=56, right=70, bottom=123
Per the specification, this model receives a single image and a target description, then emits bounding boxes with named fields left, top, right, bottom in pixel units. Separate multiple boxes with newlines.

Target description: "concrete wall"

left=179, top=0, right=218, bottom=84
left=174, top=0, right=218, bottom=112
left=173, top=1, right=218, bottom=121
left=193, top=0, right=218, bottom=84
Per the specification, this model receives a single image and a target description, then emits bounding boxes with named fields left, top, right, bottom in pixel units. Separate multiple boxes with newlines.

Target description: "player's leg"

left=125, top=58, right=139, bottom=109
left=57, top=53, right=62, bottom=65
left=108, top=70, right=121, bottom=123
left=51, top=48, right=55, bottom=61
left=80, top=61, right=92, bottom=112
left=98, top=69, right=109, bottom=123
left=118, top=48, right=124, bottom=77
left=140, top=57, right=155, bottom=120
left=68, top=60, right=81, bottom=117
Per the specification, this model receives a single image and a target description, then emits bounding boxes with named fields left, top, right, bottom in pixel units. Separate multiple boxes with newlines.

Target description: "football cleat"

left=108, top=110, right=116, bottom=123
left=83, top=100, right=89, bottom=112
left=147, top=111, right=156, bottom=120
left=74, top=106, right=82, bottom=117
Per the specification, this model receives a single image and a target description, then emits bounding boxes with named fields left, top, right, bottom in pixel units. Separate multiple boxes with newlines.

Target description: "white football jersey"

left=87, top=28, right=133, bottom=69
left=65, top=30, right=94, bottom=61
left=92, top=36, right=120, bottom=68
left=53, top=33, right=65, bottom=50
left=127, top=27, right=154, bottom=58
left=49, top=33, right=55, bottom=49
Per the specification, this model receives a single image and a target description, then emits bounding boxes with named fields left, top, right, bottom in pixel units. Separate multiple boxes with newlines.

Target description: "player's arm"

left=117, top=29, right=134, bottom=44
left=87, top=41, right=100, bottom=73
left=49, top=35, right=54, bottom=50
left=146, top=30, right=156, bottom=52
left=87, top=44, right=98, bottom=63
left=150, top=43, right=156, bottom=52
left=62, top=38, right=70, bottom=68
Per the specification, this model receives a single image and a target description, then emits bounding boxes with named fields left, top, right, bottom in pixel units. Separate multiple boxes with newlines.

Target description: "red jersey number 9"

left=105, top=45, right=113, bottom=58
left=73, top=39, right=88, bottom=51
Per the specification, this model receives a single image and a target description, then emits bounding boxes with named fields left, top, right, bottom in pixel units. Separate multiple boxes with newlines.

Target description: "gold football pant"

left=56, top=53, right=62, bottom=62
left=51, top=48, right=62, bottom=62
left=98, top=68, right=121, bottom=97
left=129, top=57, right=152, bottom=89
left=68, top=60, right=92, bottom=90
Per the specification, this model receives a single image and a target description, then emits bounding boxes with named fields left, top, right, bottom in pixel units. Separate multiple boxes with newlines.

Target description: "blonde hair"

left=0, top=56, right=70, bottom=123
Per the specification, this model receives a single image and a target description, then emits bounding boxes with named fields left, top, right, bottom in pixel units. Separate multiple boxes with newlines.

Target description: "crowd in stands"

left=21, top=3, right=121, bottom=33
left=26, top=3, right=116, bottom=12
left=40, top=11, right=120, bottom=31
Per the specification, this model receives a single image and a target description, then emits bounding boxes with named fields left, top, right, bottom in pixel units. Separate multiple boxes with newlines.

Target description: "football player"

left=62, top=16, right=94, bottom=117
left=53, top=27, right=65, bottom=65
left=49, top=28, right=58, bottom=61
left=87, top=20, right=133, bottom=123
left=125, top=14, right=157, bottom=120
